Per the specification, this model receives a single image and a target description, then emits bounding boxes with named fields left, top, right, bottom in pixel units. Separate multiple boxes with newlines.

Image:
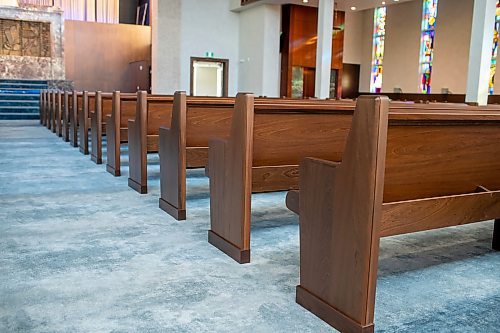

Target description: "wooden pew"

left=56, top=91, right=63, bottom=138
left=50, top=90, right=56, bottom=132
left=39, top=90, right=45, bottom=126
left=61, top=91, right=72, bottom=142
left=158, top=92, right=235, bottom=219
left=78, top=91, right=96, bottom=155
left=69, top=91, right=82, bottom=148
left=157, top=92, right=345, bottom=220
left=208, top=93, right=356, bottom=263
left=286, top=96, right=500, bottom=333
left=105, top=92, right=138, bottom=177
left=90, top=92, right=113, bottom=164
left=128, top=92, right=174, bottom=193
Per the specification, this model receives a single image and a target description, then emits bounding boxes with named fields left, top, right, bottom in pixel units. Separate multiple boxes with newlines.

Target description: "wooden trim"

left=79, top=91, right=89, bottom=155
left=381, top=191, right=500, bottom=237
left=62, top=91, right=70, bottom=142
left=190, top=57, right=229, bottom=97
left=69, top=91, right=79, bottom=147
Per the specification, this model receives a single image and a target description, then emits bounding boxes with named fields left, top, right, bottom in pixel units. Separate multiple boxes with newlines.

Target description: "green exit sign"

left=205, top=51, right=215, bottom=58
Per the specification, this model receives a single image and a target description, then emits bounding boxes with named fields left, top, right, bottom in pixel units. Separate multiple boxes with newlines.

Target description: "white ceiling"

left=232, top=0, right=416, bottom=12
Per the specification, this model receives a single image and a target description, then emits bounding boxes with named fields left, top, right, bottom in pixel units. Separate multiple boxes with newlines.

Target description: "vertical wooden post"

left=106, top=91, right=121, bottom=176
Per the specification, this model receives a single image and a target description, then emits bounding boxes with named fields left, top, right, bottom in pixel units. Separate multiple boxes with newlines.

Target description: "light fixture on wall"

left=302, top=0, right=309, bottom=3
left=350, top=6, right=357, bottom=10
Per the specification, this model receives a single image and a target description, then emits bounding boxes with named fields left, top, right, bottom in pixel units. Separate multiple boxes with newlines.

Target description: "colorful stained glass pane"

left=419, top=0, right=438, bottom=94
left=370, top=7, right=386, bottom=93
left=489, top=1, right=500, bottom=95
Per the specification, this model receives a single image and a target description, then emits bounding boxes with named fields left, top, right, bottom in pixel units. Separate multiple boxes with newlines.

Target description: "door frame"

left=190, top=57, right=229, bottom=97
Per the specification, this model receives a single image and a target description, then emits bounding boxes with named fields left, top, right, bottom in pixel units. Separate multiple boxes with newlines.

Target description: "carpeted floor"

left=0, top=120, right=499, bottom=333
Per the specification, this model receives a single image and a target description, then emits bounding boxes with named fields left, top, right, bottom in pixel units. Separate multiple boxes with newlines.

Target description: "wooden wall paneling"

left=65, top=21, right=151, bottom=92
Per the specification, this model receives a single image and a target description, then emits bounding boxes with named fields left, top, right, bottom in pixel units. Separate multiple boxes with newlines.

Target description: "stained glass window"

left=370, top=7, right=387, bottom=93
left=419, top=0, right=438, bottom=94
left=488, top=1, right=500, bottom=95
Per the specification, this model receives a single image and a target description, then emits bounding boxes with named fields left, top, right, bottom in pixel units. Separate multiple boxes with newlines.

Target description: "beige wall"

left=343, top=10, right=364, bottom=65
left=65, top=20, right=151, bottom=92
left=358, top=0, right=477, bottom=94
left=382, top=0, right=422, bottom=93
left=431, top=0, right=473, bottom=94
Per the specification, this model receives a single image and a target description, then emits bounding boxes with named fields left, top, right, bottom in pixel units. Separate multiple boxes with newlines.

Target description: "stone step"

left=0, top=106, right=40, bottom=113
left=0, top=79, right=48, bottom=85
left=0, top=100, right=39, bottom=105
left=0, top=94, right=40, bottom=101
left=0, top=112, right=39, bottom=120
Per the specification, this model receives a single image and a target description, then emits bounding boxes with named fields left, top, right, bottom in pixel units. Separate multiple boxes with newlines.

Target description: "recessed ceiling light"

left=382, top=1, right=386, bottom=4
left=350, top=6, right=357, bottom=10
left=394, top=0, right=399, bottom=2
left=302, top=0, right=309, bottom=3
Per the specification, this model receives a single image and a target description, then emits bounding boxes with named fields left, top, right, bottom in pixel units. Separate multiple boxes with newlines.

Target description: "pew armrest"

left=286, top=190, right=300, bottom=215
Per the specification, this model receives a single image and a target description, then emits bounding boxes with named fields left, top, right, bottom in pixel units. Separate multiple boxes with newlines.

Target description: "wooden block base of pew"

left=494, top=219, right=500, bottom=251
left=159, top=198, right=186, bottom=220
left=128, top=178, right=147, bottom=194
left=79, top=146, right=89, bottom=155
left=106, top=164, right=121, bottom=177
left=91, top=154, right=103, bottom=165
left=296, top=286, right=374, bottom=333
left=208, top=230, right=250, bottom=264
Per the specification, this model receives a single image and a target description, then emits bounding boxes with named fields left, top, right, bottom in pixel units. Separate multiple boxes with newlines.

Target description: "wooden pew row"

left=207, top=93, right=356, bottom=263
left=285, top=96, right=500, bottom=333
left=158, top=92, right=235, bottom=219
left=157, top=92, right=361, bottom=220
left=90, top=92, right=113, bottom=164
left=39, top=90, right=46, bottom=126
left=105, top=92, right=138, bottom=177
left=206, top=94, right=500, bottom=264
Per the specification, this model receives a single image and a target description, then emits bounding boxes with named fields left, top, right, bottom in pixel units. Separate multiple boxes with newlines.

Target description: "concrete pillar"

left=314, top=0, right=334, bottom=99
left=465, top=0, right=497, bottom=105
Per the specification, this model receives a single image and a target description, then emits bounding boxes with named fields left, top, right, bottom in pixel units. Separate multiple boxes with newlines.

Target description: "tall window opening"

left=419, top=0, right=439, bottom=94
left=489, top=1, right=500, bottom=95
left=370, top=7, right=387, bottom=93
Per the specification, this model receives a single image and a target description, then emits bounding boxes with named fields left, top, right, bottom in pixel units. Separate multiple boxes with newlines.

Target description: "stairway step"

left=0, top=96, right=40, bottom=105
left=0, top=79, right=48, bottom=85
left=0, top=93, right=40, bottom=100
left=0, top=112, right=39, bottom=120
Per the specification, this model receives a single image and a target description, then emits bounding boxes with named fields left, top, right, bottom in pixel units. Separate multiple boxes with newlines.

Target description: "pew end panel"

left=69, top=92, right=80, bottom=148
left=295, top=98, right=500, bottom=332
left=208, top=93, right=254, bottom=264
left=106, top=91, right=122, bottom=176
left=159, top=92, right=187, bottom=220
left=78, top=91, right=90, bottom=155
left=128, top=92, right=173, bottom=194
left=56, top=92, right=63, bottom=138
left=91, top=92, right=103, bottom=164
left=62, top=91, right=70, bottom=142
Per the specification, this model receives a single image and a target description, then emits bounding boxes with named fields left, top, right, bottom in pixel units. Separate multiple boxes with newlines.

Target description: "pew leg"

left=493, top=219, right=500, bottom=251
